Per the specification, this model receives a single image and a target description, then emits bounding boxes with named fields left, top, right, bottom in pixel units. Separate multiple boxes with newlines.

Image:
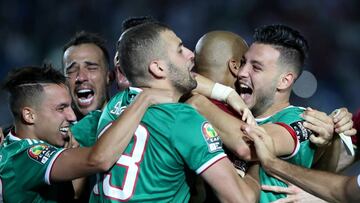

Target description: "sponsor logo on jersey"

left=28, top=144, right=57, bottom=164
left=201, top=122, right=222, bottom=153
left=290, top=121, right=313, bottom=142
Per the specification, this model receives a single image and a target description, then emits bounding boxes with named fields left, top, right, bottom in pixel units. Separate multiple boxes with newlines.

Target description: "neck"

left=14, top=122, right=38, bottom=140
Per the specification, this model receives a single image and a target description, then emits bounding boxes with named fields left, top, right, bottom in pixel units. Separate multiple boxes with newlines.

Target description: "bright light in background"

left=292, top=70, right=318, bottom=98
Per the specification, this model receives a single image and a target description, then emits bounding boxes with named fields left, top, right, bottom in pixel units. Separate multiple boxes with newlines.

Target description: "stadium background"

left=1, top=0, right=359, bottom=126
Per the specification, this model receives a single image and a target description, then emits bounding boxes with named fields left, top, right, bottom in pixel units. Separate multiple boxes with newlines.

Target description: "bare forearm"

left=188, top=95, right=251, bottom=160
left=263, top=157, right=358, bottom=203
left=192, top=73, right=215, bottom=97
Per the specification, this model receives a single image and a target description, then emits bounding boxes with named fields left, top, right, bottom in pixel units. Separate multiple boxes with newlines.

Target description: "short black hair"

left=2, top=64, right=66, bottom=119
left=117, top=21, right=170, bottom=86
left=62, top=31, right=110, bottom=72
left=254, top=24, right=309, bottom=75
left=121, top=16, right=158, bottom=32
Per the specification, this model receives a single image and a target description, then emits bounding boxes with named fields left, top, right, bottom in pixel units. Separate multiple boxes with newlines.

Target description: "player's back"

left=92, top=88, right=225, bottom=202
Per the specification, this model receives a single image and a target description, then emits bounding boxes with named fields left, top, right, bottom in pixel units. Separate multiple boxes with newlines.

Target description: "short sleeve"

left=14, top=143, right=64, bottom=187
left=172, top=106, right=226, bottom=174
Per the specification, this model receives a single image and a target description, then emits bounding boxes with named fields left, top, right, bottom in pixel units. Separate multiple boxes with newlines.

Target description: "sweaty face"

left=34, top=84, right=76, bottom=147
left=162, top=30, right=197, bottom=94
left=63, top=43, right=109, bottom=118
left=236, top=43, right=281, bottom=117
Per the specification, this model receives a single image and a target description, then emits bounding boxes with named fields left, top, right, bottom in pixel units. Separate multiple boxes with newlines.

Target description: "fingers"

left=335, top=121, right=354, bottom=134
left=304, top=108, right=332, bottom=124
left=309, top=134, right=328, bottom=146
left=261, top=185, right=295, bottom=194
left=342, top=128, right=357, bottom=136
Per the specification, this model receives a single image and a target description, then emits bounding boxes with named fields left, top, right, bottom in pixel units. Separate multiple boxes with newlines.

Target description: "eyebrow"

left=250, top=59, right=264, bottom=67
left=65, top=61, right=99, bottom=71
left=178, top=42, right=183, bottom=49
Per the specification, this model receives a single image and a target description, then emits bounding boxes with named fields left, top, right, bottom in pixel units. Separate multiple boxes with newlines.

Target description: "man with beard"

left=91, top=21, right=258, bottom=202
left=188, top=24, right=356, bottom=202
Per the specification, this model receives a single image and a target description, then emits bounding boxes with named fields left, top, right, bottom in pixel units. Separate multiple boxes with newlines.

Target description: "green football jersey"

left=0, top=132, right=69, bottom=202
left=71, top=110, right=102, bottom=147
left=90, top=87, right=226, bottom=202
left=256, top=106, right=315, bottom=203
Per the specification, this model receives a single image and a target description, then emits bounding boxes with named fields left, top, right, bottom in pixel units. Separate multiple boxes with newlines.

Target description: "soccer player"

left=188, top=24, right=328, bottom=202
left=91, top=21, right=258, bottom=202
left=0, top=65, right=176, bottom=202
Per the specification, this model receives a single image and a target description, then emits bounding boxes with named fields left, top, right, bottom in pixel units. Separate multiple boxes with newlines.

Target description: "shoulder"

left=148, top=103, right=204, bottom=120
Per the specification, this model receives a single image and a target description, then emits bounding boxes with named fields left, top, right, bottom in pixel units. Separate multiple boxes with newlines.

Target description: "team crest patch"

left=290, top=121, right=313, bottom=142
left=201, top=122, right=222, bottom=153
left=28, top=144, right=57, bottom=164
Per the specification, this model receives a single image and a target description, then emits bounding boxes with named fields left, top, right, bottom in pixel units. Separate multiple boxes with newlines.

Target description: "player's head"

left=62, top=31, right=110, bottom=119
left=3, top=64, right=76, bottom=147
left=195, top=30, right=248, bottom=88
left=117, top=21, right=196, bottom=95
left=112, top=16, right=158, bottom=91
left=236, top=24, right=309, bottom=117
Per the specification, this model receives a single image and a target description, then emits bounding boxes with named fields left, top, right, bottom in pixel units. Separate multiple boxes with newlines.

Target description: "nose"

left=75, top=67, right=89, bottom=83
left=184, top=47, right=195, bottom=61
left=237, top=63, right=250, bottom=80
left=66, top=107, right=77, bottom=122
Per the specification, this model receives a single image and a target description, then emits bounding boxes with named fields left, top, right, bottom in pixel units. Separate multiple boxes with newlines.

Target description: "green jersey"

left=71, top=110, right=102, bottom=147
left=90, top=87, right=225, bottom=202
left=256, top=106, right=315, bottom=202
left=0, top=132, right=71, bottom=202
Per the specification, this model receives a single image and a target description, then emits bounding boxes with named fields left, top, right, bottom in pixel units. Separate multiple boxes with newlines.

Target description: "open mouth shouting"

left=75, top=88, right=95, bottom=107
left=236, top=81, right=253, bottom=105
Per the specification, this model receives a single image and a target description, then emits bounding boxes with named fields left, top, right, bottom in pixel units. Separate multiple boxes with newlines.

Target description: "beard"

left=167, top=62, right=197, bottom=95
left=251, top=84, right=277, bottom=117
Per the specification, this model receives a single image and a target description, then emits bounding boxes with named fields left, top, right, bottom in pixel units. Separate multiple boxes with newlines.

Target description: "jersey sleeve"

left=96, top=93, right=125, bottom=137
left=14, top=142, right=64, bottom=187
left=274, top=107, right=313, bottom=159
left=71, top=110, right=102, bottom=147
left=172, top=106, right=226, bottom=174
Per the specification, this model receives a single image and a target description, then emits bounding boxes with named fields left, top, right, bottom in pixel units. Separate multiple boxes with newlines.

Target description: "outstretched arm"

left=244, top=124, right=360, bottom=203
left=51, top=89, right=176, bottom=182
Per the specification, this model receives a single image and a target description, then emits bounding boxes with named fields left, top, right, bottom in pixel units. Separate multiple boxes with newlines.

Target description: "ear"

left=278, top=72, right=295, bottom=90
left=228, top=58, right=240, bottom=77
left=22, top=107, right=36, bottom=124
left=149, top=60, right=166, bottom=79
left=106, top=69, right=112, bottom=85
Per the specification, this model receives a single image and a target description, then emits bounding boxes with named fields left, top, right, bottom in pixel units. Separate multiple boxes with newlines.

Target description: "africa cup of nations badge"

left=28, top=144, right=57, bottom=164
left=201, top=122, right=222, bottom=153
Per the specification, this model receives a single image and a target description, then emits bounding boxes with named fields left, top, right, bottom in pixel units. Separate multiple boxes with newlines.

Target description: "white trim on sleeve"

left=44, top=148, right=66, bottom=185
left=195, top=153, right=227, bottom=174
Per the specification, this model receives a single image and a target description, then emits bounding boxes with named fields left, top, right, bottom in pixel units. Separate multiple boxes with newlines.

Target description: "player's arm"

left=186, top=94, right=252, bottom=160
left=200, top=157, right=259, bottom=203
left=193, top=73, right=255, bottom=124
left=245, top=124, right=360, bottom=203
left=187, top=94, right=295, bottom=159
left=50, top=89, right=176, bottom=182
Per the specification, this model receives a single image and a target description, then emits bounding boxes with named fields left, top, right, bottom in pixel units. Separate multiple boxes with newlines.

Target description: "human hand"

left=226, top=90, right=256, bottom=125
left=331, top=108, right=357, bottom=136
left=262, top=183, right=303, bottom=203
left=64, top=129, right=80, bottom=149
left=241, top=124, right=276, bottom=168
left=302, top=107, right=334, bottom=147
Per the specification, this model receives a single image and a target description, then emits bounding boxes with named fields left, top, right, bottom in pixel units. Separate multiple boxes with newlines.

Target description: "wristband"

left=210, top=83, right=233, bottom=102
